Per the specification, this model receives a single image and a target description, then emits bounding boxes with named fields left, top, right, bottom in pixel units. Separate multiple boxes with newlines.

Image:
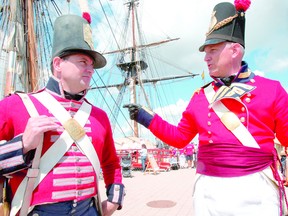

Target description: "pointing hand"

left=123, top=104, right=155, bottom=128
left=123, top=103, right=141, bottom=120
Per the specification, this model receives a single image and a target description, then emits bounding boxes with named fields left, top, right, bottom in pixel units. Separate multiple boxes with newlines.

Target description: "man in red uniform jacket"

left=183, top=143, right=194, bottom=168
left=124, top=1, right=288, bottom=215
left=0, top=14, right=124, bottom=216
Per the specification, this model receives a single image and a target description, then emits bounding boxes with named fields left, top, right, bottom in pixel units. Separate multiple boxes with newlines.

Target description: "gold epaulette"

left=193, top=88, right=201, bottom=95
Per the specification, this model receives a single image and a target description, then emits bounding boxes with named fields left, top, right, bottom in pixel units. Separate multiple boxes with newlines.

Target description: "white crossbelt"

left=204, top=84, right=260, bottom=148
left=14, top=93, right=43, bottom=216
left=11, top=91, right=102, bottom=215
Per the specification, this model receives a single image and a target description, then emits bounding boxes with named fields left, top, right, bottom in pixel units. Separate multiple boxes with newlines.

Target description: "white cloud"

left=273, top=57, right=288, bottom=72
left=154, top=98, right=188, bottom=122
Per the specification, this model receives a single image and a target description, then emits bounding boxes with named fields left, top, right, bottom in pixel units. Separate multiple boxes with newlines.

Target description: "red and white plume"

left=234, top=0, right=251, bottom=12
left=78, top=0, right=91, bottom=24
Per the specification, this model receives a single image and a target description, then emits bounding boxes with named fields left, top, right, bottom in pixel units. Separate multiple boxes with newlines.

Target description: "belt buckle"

left=63, top=118, right=86, bottom=141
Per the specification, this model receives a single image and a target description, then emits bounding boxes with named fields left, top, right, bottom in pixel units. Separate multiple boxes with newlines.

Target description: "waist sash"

left=197, top=143, right=274, bottom=177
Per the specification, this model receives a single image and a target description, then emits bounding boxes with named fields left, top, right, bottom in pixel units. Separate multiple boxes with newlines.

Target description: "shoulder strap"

left=16, top=93, right=43, bottom=216
left=17, top=93, right=39, bottom=117
left=203, top=84, right=260, bottom=149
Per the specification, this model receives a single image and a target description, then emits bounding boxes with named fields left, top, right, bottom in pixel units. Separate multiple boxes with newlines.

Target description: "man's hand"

left=22, top=115, right=60, bottom=154
left=123, top=103, right=141, bottom=120
left=123, top=103, right=155, bottom=128
left=101, top=200, right=119, bottom=216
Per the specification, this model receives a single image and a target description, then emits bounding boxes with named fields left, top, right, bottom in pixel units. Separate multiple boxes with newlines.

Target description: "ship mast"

left=96, top=0, right=197, bottom=138
left=117, top=0, right=177, bottom=138
left=129, top=0, right=140, bottom=137
left=25, top=0, right=39, bottom=92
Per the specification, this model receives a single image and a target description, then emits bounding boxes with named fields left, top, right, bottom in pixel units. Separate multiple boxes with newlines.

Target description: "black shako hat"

left=199, top=1, right=251, bottom=52
left=52, top=14, right=106, bottom=69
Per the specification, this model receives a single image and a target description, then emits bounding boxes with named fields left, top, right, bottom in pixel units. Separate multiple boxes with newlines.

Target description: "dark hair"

left=50, top=55, right=70, bottom=73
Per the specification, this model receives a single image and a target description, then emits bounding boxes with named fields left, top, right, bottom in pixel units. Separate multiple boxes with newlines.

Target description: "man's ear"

left=52, top=56, right=62, bottom=78
left=231, top=43, right=242, bottom=58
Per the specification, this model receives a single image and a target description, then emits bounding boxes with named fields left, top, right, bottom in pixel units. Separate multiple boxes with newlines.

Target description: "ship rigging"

left=0, top=0, right=199, bottom=146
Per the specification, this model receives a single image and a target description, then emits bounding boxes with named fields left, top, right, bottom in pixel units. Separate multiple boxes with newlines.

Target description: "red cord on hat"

left=234, top=0, right=251, bottom=12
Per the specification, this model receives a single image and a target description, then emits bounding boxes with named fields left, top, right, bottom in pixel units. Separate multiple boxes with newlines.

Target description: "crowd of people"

left=170, top=143, right=198, bottom=169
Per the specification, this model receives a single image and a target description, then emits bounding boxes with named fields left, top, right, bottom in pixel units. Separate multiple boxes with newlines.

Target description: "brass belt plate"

left=63, top=118, right=86, bottom=141
left=220, top=112, right=240, bottom=131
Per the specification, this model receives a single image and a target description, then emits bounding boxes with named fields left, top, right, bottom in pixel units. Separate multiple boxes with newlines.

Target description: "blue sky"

left=85, top=0, right=288, bottom=144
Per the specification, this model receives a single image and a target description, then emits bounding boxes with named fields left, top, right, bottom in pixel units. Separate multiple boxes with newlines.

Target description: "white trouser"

left=193, top=169, right=280, bottom=216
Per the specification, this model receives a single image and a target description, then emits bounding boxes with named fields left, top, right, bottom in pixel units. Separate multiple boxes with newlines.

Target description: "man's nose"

left=86, top=66, right=94, bottom=74
left=204, top=54, right=211, bottom=62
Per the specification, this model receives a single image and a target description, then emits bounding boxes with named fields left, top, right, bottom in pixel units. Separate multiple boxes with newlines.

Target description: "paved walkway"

left=99, top=168, right=196, bottom=216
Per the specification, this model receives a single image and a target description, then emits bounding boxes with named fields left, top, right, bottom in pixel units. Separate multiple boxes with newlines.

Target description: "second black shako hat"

left=199, top=1, right=251, bottom=52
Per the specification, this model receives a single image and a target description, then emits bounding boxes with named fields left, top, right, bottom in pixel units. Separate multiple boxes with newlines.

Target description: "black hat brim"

left=199, top=38, right=227, bottom=52
left=57, top=49, right=106, bottom=69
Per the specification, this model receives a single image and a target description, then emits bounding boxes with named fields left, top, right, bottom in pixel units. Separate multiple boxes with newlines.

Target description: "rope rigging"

left=0, top=0, right=198, bottom=140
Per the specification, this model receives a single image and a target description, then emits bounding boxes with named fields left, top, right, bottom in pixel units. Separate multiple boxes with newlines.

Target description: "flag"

left=201, top=71, right=205, bottom=80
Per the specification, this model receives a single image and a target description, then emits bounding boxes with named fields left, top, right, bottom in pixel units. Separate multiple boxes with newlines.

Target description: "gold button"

left=245, top=98, right=251, bottom=103
left=241, top=107, right=245, bottom=112
left=240, top=117, right=246, bottom=123
left=209, top=140, right=213, bottom=144
left=207, top=121, right=211, bottom=126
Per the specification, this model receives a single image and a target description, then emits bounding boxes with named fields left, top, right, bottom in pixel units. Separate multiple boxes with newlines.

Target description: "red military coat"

left=148, top=63, right=288, bottom=177
left=0, top=77, right=124, bottom=209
